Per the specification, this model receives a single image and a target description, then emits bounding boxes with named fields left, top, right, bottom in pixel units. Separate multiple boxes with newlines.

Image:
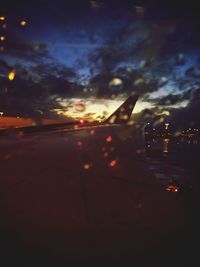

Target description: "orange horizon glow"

left=53, top=97, right=152, bottom=121
left=0, top=97, right=153, bottom=126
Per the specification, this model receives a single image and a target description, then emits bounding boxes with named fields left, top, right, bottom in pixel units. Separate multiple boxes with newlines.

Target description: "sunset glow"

left=53, top=98, right=152, bottom=121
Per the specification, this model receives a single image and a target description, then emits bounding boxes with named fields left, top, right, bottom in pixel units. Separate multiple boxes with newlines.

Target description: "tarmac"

left=0, top=125, right=198, bottom=266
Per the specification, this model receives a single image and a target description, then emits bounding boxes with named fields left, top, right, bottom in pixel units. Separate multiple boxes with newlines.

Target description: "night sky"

left=1, top=0, right=200, bottom=127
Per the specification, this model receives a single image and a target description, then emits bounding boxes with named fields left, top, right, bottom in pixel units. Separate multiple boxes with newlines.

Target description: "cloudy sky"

left=1, top=0, right=200, bottom=127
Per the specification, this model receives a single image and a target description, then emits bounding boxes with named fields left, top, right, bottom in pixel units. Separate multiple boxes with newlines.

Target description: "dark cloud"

left=0, top=59, right=12, bottom=72
left=169, top=89, right=200, bottom=127
left=0, top=59, right=83, bottom=117
left=31, top=63, right=77, bottom=80
left=40, top=75, right=83, bottom=96
left=89, top=66, right=159, bottom=97
left=185, top=66, right=200, bottom=78
left=154, top=94, right=183, bottom=106
left=89, top=20, right=176, bottom=74
left=4, top=38, right=51, bottom=63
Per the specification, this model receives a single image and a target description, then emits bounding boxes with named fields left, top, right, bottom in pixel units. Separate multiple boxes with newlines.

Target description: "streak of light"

left=165, top=123, right=169, bottom=130
left=163, top=138, right=169, bottom=153
left=166, top=185, right=179, bottom=193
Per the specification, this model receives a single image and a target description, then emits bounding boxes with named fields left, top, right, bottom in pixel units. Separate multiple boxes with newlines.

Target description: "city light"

left=165, top=123, right=169, bottom=130
left=166, top=185, right=179, bottom=193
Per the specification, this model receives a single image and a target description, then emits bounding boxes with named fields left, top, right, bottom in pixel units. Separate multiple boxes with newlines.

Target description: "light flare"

left=20, top=20, right=27, bottom=26
left=109, top=160, right=117, bottom=167
left=0, top=36, right=5, bottom=41
left=8, top=71, right=16, bottom=81
left=166, top=185, right=179, bottom=193
left=106, top=135, right=112, bottom=142
left=83, top=163, right=92, bottom=170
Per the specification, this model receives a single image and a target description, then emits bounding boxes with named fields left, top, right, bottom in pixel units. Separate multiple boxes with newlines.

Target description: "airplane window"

left=0, top=1, right=199, bottom=266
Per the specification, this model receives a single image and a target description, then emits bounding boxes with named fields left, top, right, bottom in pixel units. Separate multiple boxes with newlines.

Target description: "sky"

left=0, top=0, right=200, bottom=127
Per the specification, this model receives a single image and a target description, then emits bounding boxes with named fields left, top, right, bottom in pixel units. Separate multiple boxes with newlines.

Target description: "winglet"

left=104, top=94, right=139, bottom=124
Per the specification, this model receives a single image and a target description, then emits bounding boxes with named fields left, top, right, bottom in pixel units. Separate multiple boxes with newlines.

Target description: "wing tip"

left=104, top=94, right=139, bottom=124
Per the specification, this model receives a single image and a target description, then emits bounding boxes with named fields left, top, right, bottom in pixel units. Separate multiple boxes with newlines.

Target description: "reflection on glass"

left=163, top=138, right=170, bottom=154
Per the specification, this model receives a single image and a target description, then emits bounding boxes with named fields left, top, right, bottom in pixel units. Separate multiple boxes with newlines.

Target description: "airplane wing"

left=0, top=94, right=139, bottom=136
left=104, top=94, right=139, bottom=124
left=0, top=93, right=185, bottom=265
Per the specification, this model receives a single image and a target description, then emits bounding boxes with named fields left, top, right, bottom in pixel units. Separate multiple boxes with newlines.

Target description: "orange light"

left=0, top=36, right=5, bottom=41
left=74, top=103, right=86, bottom=112
left=83, top=163, right=92, bottom=170
left=109, top=160, right=116, bottom=167
left=20, top=20, right=27, bottom=26
left=2, top=24, right=7, bottom=29
left=80, top=120, right=84, bottom=123
left=0, top=16, right=6, bottom=21
left=166, top=185, right=179, bottom=193
left=106, top=135, right=112, bottom=142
